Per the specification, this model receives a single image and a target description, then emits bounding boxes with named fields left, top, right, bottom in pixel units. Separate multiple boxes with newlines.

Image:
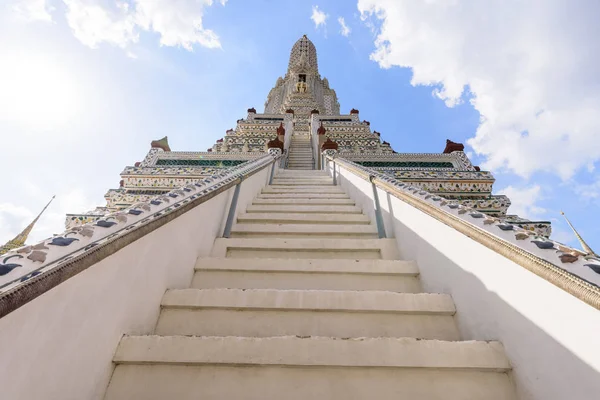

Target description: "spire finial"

left=560, top=211, right=598, bottom=258
left=0, top=196, right=56, bottom=255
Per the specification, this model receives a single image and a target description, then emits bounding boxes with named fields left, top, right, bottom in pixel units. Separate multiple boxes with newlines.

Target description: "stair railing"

left=0, top=153, right=280, bottom=318
left=323, top=154, right=600, bottom=310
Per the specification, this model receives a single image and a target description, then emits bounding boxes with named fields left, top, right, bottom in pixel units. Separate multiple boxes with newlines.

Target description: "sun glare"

left=0, top=52, right=81, bottom=128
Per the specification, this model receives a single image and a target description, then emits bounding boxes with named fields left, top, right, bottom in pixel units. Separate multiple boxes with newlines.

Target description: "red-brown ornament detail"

left=382, top=141, right=390, bottom=146
left=150, top=136, right=171, bottom=152
left=119, top=179, right=124, bottom=187
left=350, top=108, right=359, bottom=114
left=443, top=139, right=465, bottom=153
left=311, top=109, right=320, bottom=114
left=267, top=137, right=284, bottom=151
left=134, top=162, right=141, bottom=167
left=247, top=107, right=256, bottom=113
left=285, top=109, right=294, bottom=114
left=363, top=120, right=370, bottom=125
left=474, top=166, right=481, bottom=171
left=321, top=138, right=338, bottom=151
left=277, top=122, right=285, bottom=136
left=559, top=253, right=579, bottom=263
left=226, top=129, right=234, bottom=134
left=317, top=122, right=326, bottom=135
left=207, top=148, right=213, bottom=152
left=373, top=131, right=381, bottom=137
left=216, top=138, right=223, bottom=143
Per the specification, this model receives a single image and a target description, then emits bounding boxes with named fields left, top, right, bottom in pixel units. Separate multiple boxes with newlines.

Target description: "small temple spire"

left=0, top=196, right=55, bottom=255
left=560, top=211, right=598, bottom=258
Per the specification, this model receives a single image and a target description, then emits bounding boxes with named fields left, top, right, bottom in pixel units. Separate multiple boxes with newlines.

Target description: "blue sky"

left=0, top=0, right=598, bottom=252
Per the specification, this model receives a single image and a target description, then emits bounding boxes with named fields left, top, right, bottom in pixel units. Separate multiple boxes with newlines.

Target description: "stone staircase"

left=287, top=134, right=313, bottom=170
left=104, top=170, right=516, bottom=400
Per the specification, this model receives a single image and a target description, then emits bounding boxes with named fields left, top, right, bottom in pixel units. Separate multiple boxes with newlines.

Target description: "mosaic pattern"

left=385, top=170, right=494, bottom=179
left=344, top=152, right=477, bottom=171
left=156, top=159, right=248, bottom=167
left=357, top=161, right=455, bottom=169
left=122, top=166, right=224, bottom=176
left=104, top=190, right=170, bottom=209
left=65, top=208, right=110, bottom=230
left=396, top=181, right=494, bottom=196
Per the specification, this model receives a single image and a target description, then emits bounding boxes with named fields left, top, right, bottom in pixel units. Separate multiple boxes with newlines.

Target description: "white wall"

left=328, top=160, right=600, bottom=400
left=0, top=165, right=272, bottom=400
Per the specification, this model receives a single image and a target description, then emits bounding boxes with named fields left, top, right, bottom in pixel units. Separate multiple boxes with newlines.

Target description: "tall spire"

left=287, top=35, right=318, bottom=74
left=0, top=196, right=55, bottom=255
left=560, top=211, right=598, bottom=258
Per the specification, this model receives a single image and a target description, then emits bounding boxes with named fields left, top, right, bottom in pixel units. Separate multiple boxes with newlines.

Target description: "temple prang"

left=65, top=35, right=551, bottom=237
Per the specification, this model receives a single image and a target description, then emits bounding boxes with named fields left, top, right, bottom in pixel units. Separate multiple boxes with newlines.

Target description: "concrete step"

left=155, top=288, right=459, bottom=339
left=192, top=258, right=421, bottom=292
left=263, top=186, right=343, bottom=192
left=278, top=170, right=325, bottom=174
left=229, top=223, right=378, bottom=238
left=272, top=176, right=330, bottom=181
left=275, top=177, right=327, bottom=181
left=106, top=336, right=515, bottom=400
left=256, top=193, right=350, bottom=199
left=211, top=238, right=400, bottom=259
left=270, top=181, right=333, bottom=186
left=245, top=204, right=362, bottom=214
left=262, top=187, right=345, bottom=194
left=252, top=198, right=355, bottom=205
left=277, top=171, right=327, bottom=175
left=237, top=212, right=371, bottom=225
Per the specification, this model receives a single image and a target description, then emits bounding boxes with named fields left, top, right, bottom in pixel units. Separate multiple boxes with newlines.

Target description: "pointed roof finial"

left=560, top=211, right=598, bottom=258
left=0, top=196, right=56, bottom=255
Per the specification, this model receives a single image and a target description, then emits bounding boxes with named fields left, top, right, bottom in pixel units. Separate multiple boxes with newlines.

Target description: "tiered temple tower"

left=3, top=35, right=600, bottom=400
left=66, top=35, right=550, bottom=236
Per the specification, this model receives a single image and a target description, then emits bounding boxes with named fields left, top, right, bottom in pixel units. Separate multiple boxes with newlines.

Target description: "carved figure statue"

left=296, top=81, right=307, bottom=93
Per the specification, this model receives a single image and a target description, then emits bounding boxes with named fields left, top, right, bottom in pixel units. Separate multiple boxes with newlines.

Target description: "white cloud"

left=12, top=0, right=54, bottom=22
left=311, top=5, right=328, bottom=28
left=0, top=203, right=35, bottom=246
left=338, top=16, right=351, bottom=37
left=497, top=185, right=546, bottom=220
left=358, top=0, right=600, bottom=180
left=16, top=0, right=226, bottom=50
left=63, top=0, right=138, bottom=48
left=574, top=179, right=600, bottom=202
left=134, top=0, right=224, bottom=50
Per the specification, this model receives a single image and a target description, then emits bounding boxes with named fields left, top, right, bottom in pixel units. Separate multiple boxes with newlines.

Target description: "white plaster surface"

left=0, top=166, right=272, bottom=400
left=330, top=161, right=600, bottom=400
